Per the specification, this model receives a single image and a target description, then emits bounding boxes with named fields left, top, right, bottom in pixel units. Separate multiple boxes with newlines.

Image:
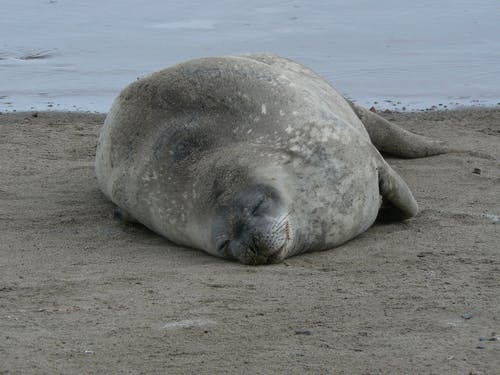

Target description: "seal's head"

left=211, top=184, right=293, bottom=265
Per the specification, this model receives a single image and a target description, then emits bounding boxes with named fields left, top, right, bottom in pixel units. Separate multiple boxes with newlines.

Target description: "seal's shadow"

left=109, top=208, right=224, bottom=263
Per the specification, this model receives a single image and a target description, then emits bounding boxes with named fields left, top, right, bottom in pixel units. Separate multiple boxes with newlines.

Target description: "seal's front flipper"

left=348, top=102, right=449, bottom=158
left=113, top=207, right=139, bottom=223
left=377, top=160, right=418, bottom=221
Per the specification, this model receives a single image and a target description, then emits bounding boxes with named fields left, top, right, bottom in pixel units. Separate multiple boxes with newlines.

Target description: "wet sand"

left=1, top=109, right=499, bottom=374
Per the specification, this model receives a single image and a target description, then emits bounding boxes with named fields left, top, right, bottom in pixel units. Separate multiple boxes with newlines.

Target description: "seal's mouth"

left=239, top=242, right=288, bottom=265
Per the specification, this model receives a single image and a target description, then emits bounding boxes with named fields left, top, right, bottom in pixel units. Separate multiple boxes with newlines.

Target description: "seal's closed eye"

left=251, top=196, right=266, bottom=215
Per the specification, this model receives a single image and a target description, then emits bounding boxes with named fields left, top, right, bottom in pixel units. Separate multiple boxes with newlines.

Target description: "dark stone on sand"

left=462, top=312, right=473, bottom=320
left=295, top=330, right=313, bottom=335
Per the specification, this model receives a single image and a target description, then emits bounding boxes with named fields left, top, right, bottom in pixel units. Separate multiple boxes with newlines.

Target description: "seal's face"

left=211, top=184, right=293, bottom=265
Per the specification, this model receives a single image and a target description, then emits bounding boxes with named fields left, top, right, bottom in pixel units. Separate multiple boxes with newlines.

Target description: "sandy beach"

left=1, top=109, right=499, bottom=374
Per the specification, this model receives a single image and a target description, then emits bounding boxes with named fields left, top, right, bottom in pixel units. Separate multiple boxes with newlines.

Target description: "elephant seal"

left=95, top=54, right=446, bottom=265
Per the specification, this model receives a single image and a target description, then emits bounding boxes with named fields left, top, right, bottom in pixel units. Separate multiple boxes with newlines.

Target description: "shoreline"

left=2, top=102, right=500, bottom=116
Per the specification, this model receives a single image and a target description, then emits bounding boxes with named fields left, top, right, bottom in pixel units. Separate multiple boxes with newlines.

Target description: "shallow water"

left=1, top=0, right=499, bottom=113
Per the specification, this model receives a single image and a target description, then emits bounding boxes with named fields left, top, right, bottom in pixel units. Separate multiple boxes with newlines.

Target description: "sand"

left=0, top=109, right=499, bottom=374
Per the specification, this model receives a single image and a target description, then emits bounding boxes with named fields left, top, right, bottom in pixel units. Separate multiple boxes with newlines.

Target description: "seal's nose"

left=227, top=238, right=275, bottom=265
left=234, top=226, right=273, bottom=257
left=228, top=216, right=285, bottom=264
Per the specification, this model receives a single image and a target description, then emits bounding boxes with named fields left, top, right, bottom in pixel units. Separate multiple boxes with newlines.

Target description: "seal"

left=95, top=54, right=446, bottom=265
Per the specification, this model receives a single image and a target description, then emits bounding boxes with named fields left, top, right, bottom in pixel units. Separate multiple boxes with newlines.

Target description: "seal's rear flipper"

left=377, top=160, right=418, bottom=220
left=113, top=207, right=139, bottom=223
left=348, top=102, right=449, bottom=158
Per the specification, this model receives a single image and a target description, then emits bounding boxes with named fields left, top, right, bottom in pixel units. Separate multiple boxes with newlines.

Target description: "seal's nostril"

left=233, top=221, right=245, bottom=238
left=248, top=237, right=269, bottom=257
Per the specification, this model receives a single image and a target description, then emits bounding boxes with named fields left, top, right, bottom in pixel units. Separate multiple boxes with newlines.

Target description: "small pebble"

left=295, top=330, right=312, bottom=335
left=83, top=350, right=95, bottom=355
left=462, top=312, right=473, bottom=320
left=479, top=337, right=497, bottom=342
left=484, top=214, right=500, bottom=224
